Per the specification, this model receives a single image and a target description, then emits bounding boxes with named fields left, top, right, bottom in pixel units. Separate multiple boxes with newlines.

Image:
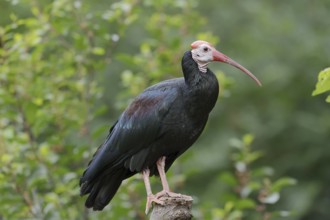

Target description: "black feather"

left=80, top=51, right=219, bottom=210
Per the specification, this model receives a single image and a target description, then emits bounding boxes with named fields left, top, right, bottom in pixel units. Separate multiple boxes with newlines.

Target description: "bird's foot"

left=155, top=190, right=193, bottom=200
left=145, top=194, right=164, bottom=214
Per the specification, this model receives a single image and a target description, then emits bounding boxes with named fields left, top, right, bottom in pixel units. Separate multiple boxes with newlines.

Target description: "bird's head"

left=191, top=40, right=261, bottom=86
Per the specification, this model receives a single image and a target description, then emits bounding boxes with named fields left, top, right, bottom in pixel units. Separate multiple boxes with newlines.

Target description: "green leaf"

left=243, top=134, right=254, bottom=146
left=227, top=210, right=243, bottom=220
left=31, top=7, right=39, bottom=16
left=224, top=201, right=235, bottom=212
left=247, top=181, right=262, bottom=191
left=38, top=143, right=50, bottom=157
left=312, top=67, right=330, bottom=96
left=246, top=151, right=263, bottom=163
left=32, top=98, right=43, bottom=106
left=252, top=167, right=274, bottom=177
left=10, top=13, right=18, bottom=21
left=92, top=47, right=105, bottom=55
left=235, top=198, right=256, bottom=209
left=271, top=177, right=297, bottom=192
left=1, top=154, right=13, bottom=164
left=219, top=171, right=238, bottom=186
left=212, top=208, right=225, bottom=218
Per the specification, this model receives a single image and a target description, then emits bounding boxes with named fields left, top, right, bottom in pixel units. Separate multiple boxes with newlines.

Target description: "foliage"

left=0, top=0, right=329, bottom=220
left=209, top=134, right=296, bottom=220
left=312, top=68, right=330, bottom=103
left=0, top=0, right=138, bottom=219
left=0, top=0, right=228, bottom=219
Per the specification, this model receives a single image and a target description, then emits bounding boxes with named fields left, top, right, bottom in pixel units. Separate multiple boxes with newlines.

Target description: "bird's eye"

left=203, top=47, right=209, bottom=52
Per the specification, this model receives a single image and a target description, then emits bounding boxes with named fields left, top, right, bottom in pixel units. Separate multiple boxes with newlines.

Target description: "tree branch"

left=150, top=194, right=193, bottom=220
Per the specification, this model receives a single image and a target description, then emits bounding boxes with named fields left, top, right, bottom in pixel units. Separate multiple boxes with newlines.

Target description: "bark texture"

left=150, top=194, right=193, bottom=220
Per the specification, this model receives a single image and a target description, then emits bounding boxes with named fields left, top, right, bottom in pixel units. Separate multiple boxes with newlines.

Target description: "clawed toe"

left=155, top=190, right=189, bottom=199
left=145, top=194, right=164, bottom=214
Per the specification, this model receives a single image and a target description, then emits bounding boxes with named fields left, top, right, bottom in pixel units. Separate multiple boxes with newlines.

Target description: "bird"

left=79, top=40, right=261, bottom=214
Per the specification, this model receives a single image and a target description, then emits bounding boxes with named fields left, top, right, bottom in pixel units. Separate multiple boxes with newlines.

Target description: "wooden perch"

left=150, top=194, right=193, bottom=220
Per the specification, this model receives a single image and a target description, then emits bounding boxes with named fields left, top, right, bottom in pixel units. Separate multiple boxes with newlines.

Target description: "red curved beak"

left=213, top=49, right=262, bottom=86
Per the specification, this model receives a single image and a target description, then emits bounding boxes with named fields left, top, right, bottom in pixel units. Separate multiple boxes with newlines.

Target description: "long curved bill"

left=212, top=49, right=262, bottom=86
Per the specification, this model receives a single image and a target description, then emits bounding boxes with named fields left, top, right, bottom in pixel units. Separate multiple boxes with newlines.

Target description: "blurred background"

left=0, top=0, right=329, bottom=219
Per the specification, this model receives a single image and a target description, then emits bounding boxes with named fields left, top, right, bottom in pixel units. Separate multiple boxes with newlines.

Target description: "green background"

left=0, top=0, right=329, bottom=219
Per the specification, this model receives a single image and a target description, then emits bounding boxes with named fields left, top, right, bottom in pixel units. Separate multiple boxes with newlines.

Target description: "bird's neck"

left=182, top=51, right=201, bottom=84
left=181, top=51, right=219, bottom=117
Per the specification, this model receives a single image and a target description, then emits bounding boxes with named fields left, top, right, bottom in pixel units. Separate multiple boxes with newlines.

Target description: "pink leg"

left=157, top=156, right=170, bottom=192
left=155, top=156, right=190, bottom=199
left=142, top=168, right=164, bottom=214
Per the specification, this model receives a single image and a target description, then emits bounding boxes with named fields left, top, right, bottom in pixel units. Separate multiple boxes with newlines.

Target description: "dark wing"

left=80, top=79, right=182, bottom=187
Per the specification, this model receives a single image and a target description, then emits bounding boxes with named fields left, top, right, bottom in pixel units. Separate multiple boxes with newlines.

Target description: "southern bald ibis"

left=80, top=40, right=261, bottom=213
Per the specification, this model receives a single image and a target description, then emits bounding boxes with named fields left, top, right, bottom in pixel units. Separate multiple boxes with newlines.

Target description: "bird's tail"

left=80, top=169, right=132, bottom=211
